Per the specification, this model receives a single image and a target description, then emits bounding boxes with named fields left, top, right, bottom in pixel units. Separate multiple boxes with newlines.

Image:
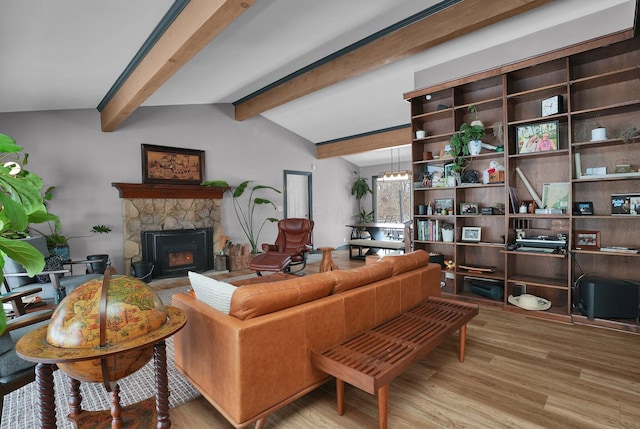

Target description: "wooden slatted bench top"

left=311, top=296, right=479, bottom=429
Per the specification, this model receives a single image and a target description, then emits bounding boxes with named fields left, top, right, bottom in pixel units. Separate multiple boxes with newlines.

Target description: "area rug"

left=1, top=286, right=200, bottom=429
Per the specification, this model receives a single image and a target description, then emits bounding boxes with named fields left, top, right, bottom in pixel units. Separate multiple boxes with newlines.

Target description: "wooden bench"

left=311, top=297, right=479, bottom=429
left=347, top=239, right=405, bottom=259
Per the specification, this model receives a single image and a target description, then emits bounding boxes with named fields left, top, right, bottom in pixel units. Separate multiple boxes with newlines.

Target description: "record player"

left=513, top=234, right=567, bottom=253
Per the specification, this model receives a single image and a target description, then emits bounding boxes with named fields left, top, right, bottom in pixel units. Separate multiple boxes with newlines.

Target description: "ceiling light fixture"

left=379, top=148, right=410, bottom=182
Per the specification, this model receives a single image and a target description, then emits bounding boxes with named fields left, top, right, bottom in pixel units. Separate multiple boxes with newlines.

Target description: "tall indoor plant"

left=230, top=180, right=281, bottom=254
left=0, top=133, right=58, bottom=333
left=351, top=171, right=373, bottom=237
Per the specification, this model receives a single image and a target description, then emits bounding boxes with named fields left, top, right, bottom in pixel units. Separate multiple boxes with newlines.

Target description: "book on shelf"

left=599, top=247, right=639, bottom=254
left=416, top=219, right=440, bottom=241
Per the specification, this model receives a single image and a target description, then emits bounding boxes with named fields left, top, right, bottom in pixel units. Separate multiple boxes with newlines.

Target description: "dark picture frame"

left=141, top=144, right=205, bottom=185
left=573, top=201, right=594, bottom=215
left=434, top=198, right=454, bottom=214
left=574, top=230, right=600, bottom=250
left=460, top=202, right=479, bottom=215
left=515, top=120, right=559, bottom=154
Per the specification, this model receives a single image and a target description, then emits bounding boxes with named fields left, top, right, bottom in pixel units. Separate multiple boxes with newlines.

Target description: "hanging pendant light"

left=380, top=148, right=409, bottom=181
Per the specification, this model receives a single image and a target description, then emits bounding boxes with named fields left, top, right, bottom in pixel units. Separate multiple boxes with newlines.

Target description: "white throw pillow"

left=188, top=271, right=236, bottom=314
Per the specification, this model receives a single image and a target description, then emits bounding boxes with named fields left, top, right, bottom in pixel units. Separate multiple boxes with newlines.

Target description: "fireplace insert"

left=142, top=228, right=213, bottom=279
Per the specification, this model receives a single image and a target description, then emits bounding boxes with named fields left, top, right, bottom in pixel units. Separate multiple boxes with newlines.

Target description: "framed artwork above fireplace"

left=141, top=144, right=205, bottom=185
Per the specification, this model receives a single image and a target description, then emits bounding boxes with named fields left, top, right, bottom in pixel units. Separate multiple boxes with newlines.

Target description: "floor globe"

left=46, top=271, right=168, bottom=383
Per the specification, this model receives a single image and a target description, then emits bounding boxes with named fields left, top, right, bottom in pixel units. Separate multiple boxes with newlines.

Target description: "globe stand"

left=33, top=340, right=169, bottom=429
left=16, top=268, right=187, bottom=429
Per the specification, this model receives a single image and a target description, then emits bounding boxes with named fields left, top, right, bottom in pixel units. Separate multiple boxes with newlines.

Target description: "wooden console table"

left=311, top=297, right=478, bottom=429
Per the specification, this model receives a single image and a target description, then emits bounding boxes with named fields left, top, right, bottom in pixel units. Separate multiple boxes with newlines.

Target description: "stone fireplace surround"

left=112, top=183, right=228, bottom=276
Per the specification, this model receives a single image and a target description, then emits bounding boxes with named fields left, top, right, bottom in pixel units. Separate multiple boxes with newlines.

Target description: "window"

left=373, top=175, right=411, bottom=224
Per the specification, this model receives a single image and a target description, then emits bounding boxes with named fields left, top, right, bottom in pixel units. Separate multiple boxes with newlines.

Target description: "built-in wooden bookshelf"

left=404, top=32, right=640, bottom=333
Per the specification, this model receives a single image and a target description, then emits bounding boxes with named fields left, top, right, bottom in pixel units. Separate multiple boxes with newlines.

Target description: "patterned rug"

left=1, top=286, right=200, bottom=429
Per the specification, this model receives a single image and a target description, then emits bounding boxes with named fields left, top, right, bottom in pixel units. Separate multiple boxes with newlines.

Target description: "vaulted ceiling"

left=1, top=0, right=636, bottom=166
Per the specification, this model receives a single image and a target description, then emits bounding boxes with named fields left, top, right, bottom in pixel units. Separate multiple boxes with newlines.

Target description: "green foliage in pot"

left=351, top=171, right=374, bottom=237
left=0, top=133, right=58, bottom=334
left=449, top=105, right=485, bottom=173
left=230, top=180, right=281, bottom=254
left=351, top=171, right=372, bottom=201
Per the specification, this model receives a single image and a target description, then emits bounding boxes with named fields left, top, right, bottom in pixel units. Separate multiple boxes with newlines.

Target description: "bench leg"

left=336, top=378, right=345, bottom=415
left=459, top=323, right=467, bottom=362
left=255, top=416, right=267, bottom=429
left=378, top=384, right=389, bottom=429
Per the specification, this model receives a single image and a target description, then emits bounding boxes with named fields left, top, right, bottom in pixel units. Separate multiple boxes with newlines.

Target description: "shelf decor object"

left=541, top=95, right=563, bottom=117
left=611, top=193, right=640, bottom=216
left=574, top=230, right=600, bottom=250
left=515, top=121, right=559, bottom=153
left=461, top=227, right=481, bottom=242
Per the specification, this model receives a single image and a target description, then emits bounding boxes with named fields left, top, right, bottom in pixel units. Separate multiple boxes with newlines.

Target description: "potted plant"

left=30, top=223, right=111, bottom=270
left=449, top=105, right=485, bottom=175
left=441, top=223, right=455, bottom=242
left=350, top=171, right=373, bottom=238
left=0, top=133, right=58, bottom=333
left=229, top=180, right=281, bottom=254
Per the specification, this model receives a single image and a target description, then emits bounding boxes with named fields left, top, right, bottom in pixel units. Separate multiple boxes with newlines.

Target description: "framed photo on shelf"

left=573, top=201, right=594, bottom=215
left=515, top=120, right=559, bottom=154
left=461, top=226, right=481, bottom=242
left=444, top=163, right=455, bottom=177
left=574, top=230, right=600, bottom=250
left=141, top=144, right=205, bottom=185
left=434, top=198, right=454, bottom=214
left=611, top=193, right=640, bottom=215
left=459, top=202, right=479, bottom=215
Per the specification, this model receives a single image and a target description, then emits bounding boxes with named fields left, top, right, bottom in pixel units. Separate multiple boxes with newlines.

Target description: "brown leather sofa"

left=172, top=250, right=441, bottom=428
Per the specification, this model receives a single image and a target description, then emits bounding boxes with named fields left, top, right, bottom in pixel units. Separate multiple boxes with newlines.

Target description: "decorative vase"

left=468, top=140, right=482, bottom=155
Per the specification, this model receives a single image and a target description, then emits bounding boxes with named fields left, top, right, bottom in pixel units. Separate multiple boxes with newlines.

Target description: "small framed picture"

left=434, top=198, right=454, bottom=214
left=573, top=201, right=594, bottom=215
left=459, top=202, right=479, bottom=215
left=574, top=230, right=600, bottom=250
left=444, top=163, right=455, bottom=177
left=515, top=120, right=559, bottom=154
left=461, top=226, right=481, bottom=242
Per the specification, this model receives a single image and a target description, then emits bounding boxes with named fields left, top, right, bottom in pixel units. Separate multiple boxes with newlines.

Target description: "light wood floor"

left=167, top=250, right=640, bottom=428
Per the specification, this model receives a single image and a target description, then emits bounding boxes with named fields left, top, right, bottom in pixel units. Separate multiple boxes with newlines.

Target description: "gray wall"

left=0, top=104, right=358, bottom=273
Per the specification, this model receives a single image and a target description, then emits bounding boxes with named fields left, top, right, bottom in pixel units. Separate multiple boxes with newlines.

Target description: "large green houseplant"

left=230, top=180, right=281, bottom=254
left=0, top=133, right=58, bottom=333
left=448, top=105, right=485, bottom=174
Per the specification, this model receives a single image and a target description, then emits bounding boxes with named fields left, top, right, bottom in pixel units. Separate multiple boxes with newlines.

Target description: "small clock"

left=541, top=95, right=563, bottom=117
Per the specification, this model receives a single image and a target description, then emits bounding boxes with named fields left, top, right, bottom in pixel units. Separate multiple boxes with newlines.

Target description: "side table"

left=318, top=247, right=339, bottom=272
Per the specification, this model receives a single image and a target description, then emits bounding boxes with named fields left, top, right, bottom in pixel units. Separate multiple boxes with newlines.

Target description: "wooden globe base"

left=34, top=341, right=172, bottom=429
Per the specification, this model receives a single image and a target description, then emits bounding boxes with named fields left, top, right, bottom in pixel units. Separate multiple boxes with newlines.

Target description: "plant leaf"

left=0, top=236, right=45, bottom=276
left=232, top=180, right=250, bottom=198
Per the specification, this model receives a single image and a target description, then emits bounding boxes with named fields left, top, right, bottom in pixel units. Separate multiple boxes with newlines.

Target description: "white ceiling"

left=0, top=0, right=636, bottom=167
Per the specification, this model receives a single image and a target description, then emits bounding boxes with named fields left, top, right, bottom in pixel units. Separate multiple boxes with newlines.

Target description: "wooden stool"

left=318, top=247, right=339, bottom=272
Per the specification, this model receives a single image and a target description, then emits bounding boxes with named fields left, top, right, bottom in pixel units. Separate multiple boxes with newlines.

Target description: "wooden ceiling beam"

left=316, top=127, right=411, bottom=160
left=235, top=0, right=553, bottom=121
left=100, top=0, right=254, bottom=132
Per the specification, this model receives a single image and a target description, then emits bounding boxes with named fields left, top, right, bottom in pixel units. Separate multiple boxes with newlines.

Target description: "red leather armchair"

left=261, top=218, right=314, bottom=274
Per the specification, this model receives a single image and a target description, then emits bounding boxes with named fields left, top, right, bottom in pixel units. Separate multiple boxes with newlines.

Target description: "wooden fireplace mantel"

left=112, top=183, right=229, bottom=199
